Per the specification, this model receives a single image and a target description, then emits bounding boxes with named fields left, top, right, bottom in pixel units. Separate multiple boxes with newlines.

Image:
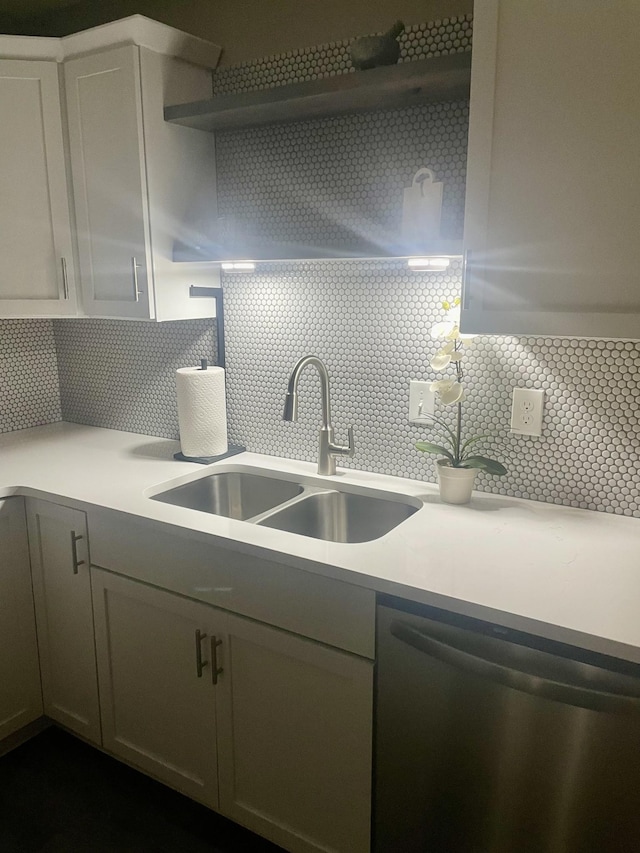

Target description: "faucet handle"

left=327, top=425, right=355, bottom=459
left=346, top=425, right=355, bottom=457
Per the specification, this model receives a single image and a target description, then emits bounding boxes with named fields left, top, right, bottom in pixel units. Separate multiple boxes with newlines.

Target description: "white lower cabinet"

left=91, top=567, right=220, bottom=807
left=217, top=612, right=373, bottom=853
left=0, top=498, right=42, bottom=741
left=91, top=567, right=373, bottom=853
left=26, top=499, right=101, bottom=743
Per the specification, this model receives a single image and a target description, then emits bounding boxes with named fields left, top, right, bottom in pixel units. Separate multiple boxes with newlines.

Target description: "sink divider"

left=247, top=485, right=337, bottom=526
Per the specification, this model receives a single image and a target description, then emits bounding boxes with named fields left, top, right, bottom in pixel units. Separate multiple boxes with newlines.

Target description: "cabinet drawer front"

left=89, top=508, right=375, bottom=659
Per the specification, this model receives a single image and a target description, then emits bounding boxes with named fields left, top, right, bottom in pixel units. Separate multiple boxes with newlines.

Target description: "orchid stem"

left=455, top=340, right=463, bottom=465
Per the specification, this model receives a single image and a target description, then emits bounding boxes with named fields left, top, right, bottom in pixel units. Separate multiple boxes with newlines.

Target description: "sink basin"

left=150, top=471, right=303, bottom=520
left=257, top=490, right=418, bottom=543
left=150, top=465, right=421, bottom=541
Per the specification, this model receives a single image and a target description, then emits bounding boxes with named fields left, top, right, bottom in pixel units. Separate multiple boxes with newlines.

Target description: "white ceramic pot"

left=436, top=459, right=477, bottom=505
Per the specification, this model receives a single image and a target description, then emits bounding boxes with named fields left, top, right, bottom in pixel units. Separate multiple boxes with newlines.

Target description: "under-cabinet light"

left=407, top=257, right=451, bottom=271
left=221, top=261, right=256, bottom=272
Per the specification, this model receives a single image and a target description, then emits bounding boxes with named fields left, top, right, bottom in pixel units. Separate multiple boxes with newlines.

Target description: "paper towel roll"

left=176, top=365, right=228, bottom=458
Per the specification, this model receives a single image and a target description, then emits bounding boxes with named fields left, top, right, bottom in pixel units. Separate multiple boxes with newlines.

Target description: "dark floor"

left=0, top=727, right=284, bottom=853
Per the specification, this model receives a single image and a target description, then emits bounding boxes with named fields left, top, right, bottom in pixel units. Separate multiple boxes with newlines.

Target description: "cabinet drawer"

left=89, top=508, right=375, bottom=658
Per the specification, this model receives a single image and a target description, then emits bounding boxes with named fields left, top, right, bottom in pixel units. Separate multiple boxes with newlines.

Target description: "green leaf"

left=414, top=414, right=458, bottom=450
left=462, top=455, right=507, bottom=476
left=415, top=441, right=454, bottom=463
left=459, top=433, right=496, bottom=456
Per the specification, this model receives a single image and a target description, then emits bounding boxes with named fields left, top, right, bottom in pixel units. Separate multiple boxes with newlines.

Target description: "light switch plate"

left=409, top=380, right=435, bottom=424
left=511, top=388, right=544, bottom=436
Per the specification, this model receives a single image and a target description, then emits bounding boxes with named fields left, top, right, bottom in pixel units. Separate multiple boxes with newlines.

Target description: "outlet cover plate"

left=511, top=388, right=544, bottom=436
left=409, top=380, right=435, bottom=424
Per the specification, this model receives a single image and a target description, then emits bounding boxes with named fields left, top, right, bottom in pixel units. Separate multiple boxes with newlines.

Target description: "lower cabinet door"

left=27, top=498, right=100, bottom=743
left=216, top=613, right=373, bottom=853
left=91, top=568, right=220, bottom=808
left=0, top=498, right=42, bottom=741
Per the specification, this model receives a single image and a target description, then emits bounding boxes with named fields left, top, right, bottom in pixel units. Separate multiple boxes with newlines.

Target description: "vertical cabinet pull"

left=195, top=629, right=208, bottom=678
left=61, top=257, right=69, bottom=300
left=211, top=636, right=223, bottom=685
left=70, top=531, right=85, bottom=574
left=461, top=249, right=472, bottom=310
left=131, top=257, right=143, bottom=302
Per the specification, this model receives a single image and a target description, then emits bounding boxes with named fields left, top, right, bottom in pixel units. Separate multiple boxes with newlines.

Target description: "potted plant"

left=416, top=297, right=507, bottom=504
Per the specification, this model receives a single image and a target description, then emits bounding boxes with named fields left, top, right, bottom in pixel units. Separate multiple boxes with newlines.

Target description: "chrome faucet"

left=283, top=355, right=355, bottom=476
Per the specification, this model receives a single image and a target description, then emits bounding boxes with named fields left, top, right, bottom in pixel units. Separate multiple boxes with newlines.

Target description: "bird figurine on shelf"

left=350, top=20, right=405, bottom=70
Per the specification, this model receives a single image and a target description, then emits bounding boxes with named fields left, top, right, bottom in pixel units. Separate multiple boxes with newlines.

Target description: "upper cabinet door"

left=461, top=0, right=640, bottom=338
left=64, top=45, right=155, bottom=319
left=0, top=60, right=77, bottom=317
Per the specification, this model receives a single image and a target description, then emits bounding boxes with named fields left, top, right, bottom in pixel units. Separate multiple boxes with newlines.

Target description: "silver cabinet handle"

left=461, top=249, right=471, bottom=310
left=70, top=531, right=85, bottom=574
left=61, top=257, right=69, bottom=300
left=131, top=256, right=143, bottom=302
left=211, top=635, right=223, bottom=685
left=195, top=629, right=208, bottom=678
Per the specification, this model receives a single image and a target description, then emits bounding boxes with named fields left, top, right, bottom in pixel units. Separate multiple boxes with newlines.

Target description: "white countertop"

left=3, top=422, right=640, bottom=663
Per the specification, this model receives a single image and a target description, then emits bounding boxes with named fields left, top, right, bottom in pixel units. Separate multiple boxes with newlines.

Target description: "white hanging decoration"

left=401, top=167, right=443, bottom=248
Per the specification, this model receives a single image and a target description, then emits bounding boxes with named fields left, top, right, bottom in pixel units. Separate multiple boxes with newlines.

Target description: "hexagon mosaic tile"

left=16, top=15, right=639, bottom=520
left=53, top=320, right=217, bottom=440
left=222, top=261, right=640, bottom=518
left=214, top=19, right=640, bottom=519
left=214, top=15, right=473, bottom=94
left=215, top=100, right=468, bottom=253
left=0, top=319, right=61, bottom=434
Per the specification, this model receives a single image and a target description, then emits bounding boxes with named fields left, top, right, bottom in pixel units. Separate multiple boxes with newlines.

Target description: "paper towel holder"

left=173, top=444, right=245, bottom=465
left=178, top=290, right=245, bottom=463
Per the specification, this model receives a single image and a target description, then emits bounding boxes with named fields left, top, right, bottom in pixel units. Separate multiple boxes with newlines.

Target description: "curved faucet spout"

left=282, top=355, right=355, bottom=476
left=283, top=355, right=331, bottom=427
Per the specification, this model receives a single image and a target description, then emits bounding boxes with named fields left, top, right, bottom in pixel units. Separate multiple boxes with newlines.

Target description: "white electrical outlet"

left=511, top=388, right=545, bottom=436
left=409, top=380, right=435, bottom=424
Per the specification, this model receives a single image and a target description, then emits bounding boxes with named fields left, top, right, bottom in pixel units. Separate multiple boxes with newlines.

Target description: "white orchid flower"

left=439, top=382, right=465, bottom=405
left=430, top=320, right=456, bottom=340
left=430, top=341, right=455, bottom=370
left=429, top=378, right=465, bottom=405
left=416, top=295, right=506, bottom=480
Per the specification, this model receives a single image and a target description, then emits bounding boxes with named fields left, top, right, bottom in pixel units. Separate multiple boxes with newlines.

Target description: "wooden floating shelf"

left=173, top=238, right=463, bottom=264
left=164, top=52, right=471, bottom=132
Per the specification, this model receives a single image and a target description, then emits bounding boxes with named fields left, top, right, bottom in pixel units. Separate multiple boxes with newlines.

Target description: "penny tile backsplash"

left=1, top=15, right=639, bottom=516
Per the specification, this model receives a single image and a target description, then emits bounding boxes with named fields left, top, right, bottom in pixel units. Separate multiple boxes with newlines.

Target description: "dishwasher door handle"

left=390, top=620, right=640, bottom=715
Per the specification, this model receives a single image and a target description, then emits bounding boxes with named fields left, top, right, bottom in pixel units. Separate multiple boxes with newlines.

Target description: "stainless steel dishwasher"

left=375, top=596, right=640, bottom=853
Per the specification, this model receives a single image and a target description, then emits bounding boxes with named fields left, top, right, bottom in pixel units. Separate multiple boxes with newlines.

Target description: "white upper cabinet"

left=64, top=39, right=220, bottom=321
left=461, top=0, right=640, bottom=338
left=64, top=46, right=152, bottom=319
left=0, top=59, right=78, bottom=317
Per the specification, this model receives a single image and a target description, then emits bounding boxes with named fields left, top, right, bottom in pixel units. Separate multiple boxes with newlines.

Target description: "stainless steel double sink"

left=150, top=469, right=420, bottom=543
